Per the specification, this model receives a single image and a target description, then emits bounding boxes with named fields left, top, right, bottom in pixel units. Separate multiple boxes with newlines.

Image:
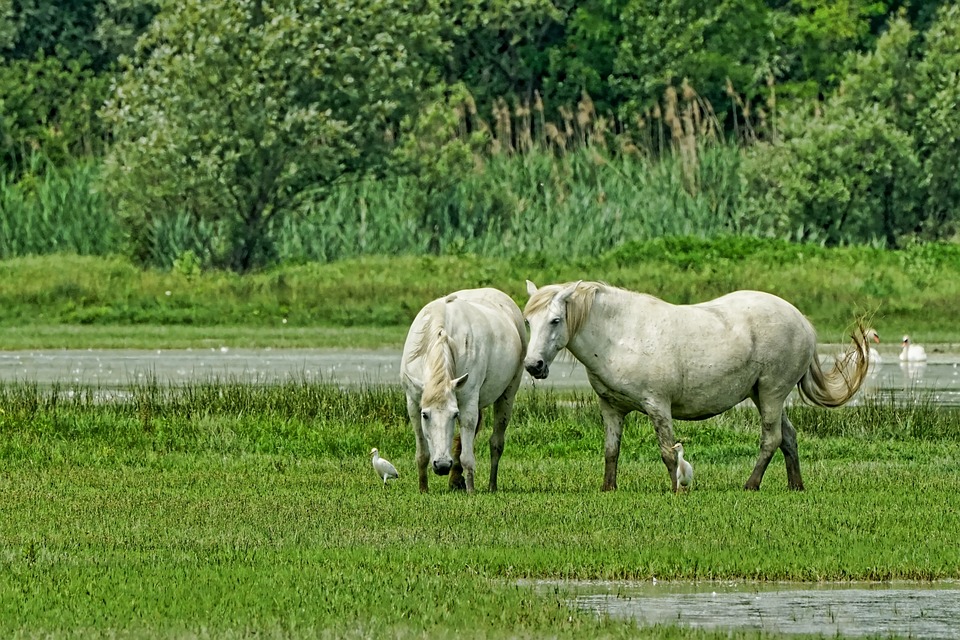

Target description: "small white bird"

left=370, top=448, right=399, bottom=487
left=900, top=335, right=927, bottom=363
left=672, top=442, right=693, bottom=491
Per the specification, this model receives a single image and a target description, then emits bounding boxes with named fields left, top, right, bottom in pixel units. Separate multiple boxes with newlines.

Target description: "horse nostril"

left=432, top=460, right=451, bottom=476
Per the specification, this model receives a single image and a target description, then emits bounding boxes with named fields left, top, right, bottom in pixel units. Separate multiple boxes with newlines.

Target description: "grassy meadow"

left=2, top=380, right=960, bottom=637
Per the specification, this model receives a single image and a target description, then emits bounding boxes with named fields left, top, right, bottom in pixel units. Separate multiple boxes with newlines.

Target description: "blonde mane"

left=524, top=281, right=602, bottom=338
left=407, top=302, right=457, bottom=406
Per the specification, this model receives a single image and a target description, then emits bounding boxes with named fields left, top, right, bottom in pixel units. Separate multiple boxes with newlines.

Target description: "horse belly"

left=670, top=366, right=756, bottom=419
left=475, top=344, right=523, bottom=408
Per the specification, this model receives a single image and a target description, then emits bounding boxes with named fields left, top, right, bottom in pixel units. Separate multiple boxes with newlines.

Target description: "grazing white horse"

left=401, top=288, right=527, bottom=493
left=523, top=280, right=870, bottom=492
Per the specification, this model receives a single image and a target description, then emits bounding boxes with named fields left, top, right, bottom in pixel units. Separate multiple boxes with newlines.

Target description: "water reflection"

left=532, top=580, right=960, bottom=639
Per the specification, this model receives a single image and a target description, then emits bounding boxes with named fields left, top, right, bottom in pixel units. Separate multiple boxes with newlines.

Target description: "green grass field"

left=2, top=381, right=958, bottom=637
left=2, top=238, right=960, bottom=350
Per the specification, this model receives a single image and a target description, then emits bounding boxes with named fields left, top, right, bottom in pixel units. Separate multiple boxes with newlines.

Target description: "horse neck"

left=422, top=324, right=456, bottom=402
left=565, top=290, right=625, bottom=361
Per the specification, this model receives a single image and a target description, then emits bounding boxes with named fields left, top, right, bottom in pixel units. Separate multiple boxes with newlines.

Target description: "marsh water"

left=1, top=347, right=959, bottom=406
left=533, top=579, right=960, bottom=639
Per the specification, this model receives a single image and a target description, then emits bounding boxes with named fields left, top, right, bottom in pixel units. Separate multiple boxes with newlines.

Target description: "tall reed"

left=0, top=156, right=119, bottom=259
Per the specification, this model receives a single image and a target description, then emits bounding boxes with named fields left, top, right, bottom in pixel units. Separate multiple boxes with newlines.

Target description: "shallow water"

left=534, top=579, right=960, bottom=638
left=1, top=348, right=959, bottom=406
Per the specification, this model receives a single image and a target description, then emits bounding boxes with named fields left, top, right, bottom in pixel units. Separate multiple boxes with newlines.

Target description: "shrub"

left=738, top=105, right=920, bottom=246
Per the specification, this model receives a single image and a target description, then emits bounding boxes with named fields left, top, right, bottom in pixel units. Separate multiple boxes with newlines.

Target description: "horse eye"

left=421, top=410, right=429, bottom=420
left=550, top=317, right=561, bottom=325
left=454, top=411, right=460, bottom=420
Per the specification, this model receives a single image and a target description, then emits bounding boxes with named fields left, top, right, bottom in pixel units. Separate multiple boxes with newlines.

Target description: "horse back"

left=401, top=288, right=525, bottom=406
left=576, top=288, right=817, bottom=417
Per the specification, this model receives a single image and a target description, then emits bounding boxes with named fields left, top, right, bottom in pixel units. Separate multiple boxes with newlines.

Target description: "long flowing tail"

left=797, top=325, right=871, bottom=408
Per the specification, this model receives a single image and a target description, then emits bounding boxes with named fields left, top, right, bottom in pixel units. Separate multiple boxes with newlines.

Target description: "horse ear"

left=525, top=280, right=538, bottom=297
left=452, top=373, right=469, bottom=389
left=558, top=280, right=581, bottom=303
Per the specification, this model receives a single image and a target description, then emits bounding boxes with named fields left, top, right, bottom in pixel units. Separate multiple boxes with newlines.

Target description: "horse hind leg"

left=780, top=412, right=804, bottom=490
left=449, top=432, right=466, bottom=491
left=647, top=405, right=679, bottom=493
left=744, top=394, right=785, bottom=491
left=488, top=379, right=520, bottom=492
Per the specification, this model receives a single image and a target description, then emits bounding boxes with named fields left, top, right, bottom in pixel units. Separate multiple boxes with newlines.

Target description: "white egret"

left=672, top=442, right=694, bottom=491
left=900, top=335, right=927, bottom=362
left=370, top=448, right=399, bottom=487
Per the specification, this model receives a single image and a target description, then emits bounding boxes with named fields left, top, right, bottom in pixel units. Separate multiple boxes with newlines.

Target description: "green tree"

left=101, top=0, right=447, bottom=272
left=612, top=0, right=773, bottom=118
left=0, top=0, right=156, bottom=172
left=914, top=3, right=960, bottom=239
left=767, top=0, right=889, bottom=101
left=543, top=0, right=625, bottom=114
left=0, top=0, right=157, bottom=70
left=739, top=19, right=922, bottom=246
left=443, top=0, right=567, bottom=112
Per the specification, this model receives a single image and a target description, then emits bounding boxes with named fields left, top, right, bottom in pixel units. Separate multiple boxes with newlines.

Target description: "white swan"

left=899, top=335, right=927, bottom=363
left=370, top=448, right=399, bottom=487
left=863, top=328, right=882, bottom=367
left=672, top=442, right=693, bottom=491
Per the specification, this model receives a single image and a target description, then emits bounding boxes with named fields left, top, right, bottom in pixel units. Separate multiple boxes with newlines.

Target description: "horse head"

left=404, top=369, right=470, bottom=475
left=522, top=279, right=581, bottom=379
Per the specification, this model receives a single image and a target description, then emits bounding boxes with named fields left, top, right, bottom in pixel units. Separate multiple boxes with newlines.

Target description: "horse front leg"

left=456, top=406, right=480, bottom=494
left=648, top=406, right=679, bottom=493
left=449, top=409, right=481, bottom=491
left=409, top=399, right=430, bottom=493
left=599, top=397, right=627, bottom=491
left=488, top=376, right=520, bottom=492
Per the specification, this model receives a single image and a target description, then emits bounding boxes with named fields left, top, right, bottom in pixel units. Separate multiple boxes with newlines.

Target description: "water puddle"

left=532, top=580, right=960, bottom=638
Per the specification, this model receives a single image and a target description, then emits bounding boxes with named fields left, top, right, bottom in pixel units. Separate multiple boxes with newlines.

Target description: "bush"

left=738, top=105, right=921, bottom=246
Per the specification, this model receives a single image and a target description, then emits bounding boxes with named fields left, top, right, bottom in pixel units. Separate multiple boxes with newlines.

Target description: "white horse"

left=401, top=288, right=527, bottom=493
left=523, top=280, right=870, bottom=492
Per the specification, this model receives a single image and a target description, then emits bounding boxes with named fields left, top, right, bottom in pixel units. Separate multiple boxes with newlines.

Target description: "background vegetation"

left=2, top=1, right=959, bottom=273
left=3, top=237, right=960, bottom=349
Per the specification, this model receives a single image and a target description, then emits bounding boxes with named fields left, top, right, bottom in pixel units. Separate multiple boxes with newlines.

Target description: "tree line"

left=1, top=0, right=958, bottom=271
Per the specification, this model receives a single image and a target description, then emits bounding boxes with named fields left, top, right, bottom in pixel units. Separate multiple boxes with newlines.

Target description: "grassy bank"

left=1, top=381, right=959, bottom=636
left=2, top=237, right=960, bottom=350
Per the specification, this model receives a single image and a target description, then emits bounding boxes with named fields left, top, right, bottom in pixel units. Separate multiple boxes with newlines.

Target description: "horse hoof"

left=448, top=477, right=466, bottom=491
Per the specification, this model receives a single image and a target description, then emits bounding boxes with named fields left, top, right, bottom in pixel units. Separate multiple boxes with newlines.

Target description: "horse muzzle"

left=524, top=359, right=549, bottom=379
left=432, top=458, right=453, bottom=476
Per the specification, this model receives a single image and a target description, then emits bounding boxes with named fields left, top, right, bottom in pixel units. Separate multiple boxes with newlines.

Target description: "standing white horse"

left=401, top=288, right=527, bottom=493
left=523, top=280, right=870, bottom=492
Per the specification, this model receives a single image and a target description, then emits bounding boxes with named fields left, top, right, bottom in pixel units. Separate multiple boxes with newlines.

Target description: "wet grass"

left=1, top=382, right=959, bottom=637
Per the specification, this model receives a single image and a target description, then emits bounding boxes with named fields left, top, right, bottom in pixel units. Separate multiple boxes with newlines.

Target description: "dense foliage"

left=1, top=1, right=959, bottom=271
